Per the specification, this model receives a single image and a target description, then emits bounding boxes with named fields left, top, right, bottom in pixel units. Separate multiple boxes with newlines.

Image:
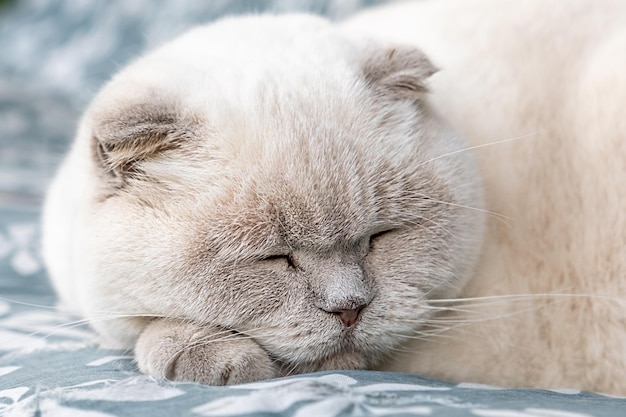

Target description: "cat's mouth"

left=260, top=324, right=371, bottom=376
left=234, top=301, right=383, bottom=373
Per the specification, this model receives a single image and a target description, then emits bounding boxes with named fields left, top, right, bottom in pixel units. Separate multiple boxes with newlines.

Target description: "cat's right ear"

left=362, top=45, right=438, bottom=99
left=89, top=90, right=201, bottom=185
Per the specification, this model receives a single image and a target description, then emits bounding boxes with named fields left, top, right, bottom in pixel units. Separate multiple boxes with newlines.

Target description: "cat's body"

left=346, top=0, right=626, bottom=394
left=43, top=0, right=626, bottom=394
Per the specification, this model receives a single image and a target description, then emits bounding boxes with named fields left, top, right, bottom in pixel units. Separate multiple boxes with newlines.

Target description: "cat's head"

left=77, top=14, right=484, bottom=371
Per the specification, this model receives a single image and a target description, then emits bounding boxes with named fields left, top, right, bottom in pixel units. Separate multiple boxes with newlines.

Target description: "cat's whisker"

left=385, top=344, right=421, bottom=355
left=0, top=296, right=60, bottom=310
left=381, top=294, right=572, bottom=350
left=409, top=216, right=456, bottom=238
left=392, top=329, right=459, bottom=343
left=21, top=312, right=166, bottom=341
left=424, top=293, right=592, bottom=324
left=182, top=328, right=247, bottom=347
left=420, top=305, right=543, bottom=326
left=160, top=326, right=280, bottom=374
left=415, top=192, right=514, bottom=224
left=415, top=132, right=538, bottom=170
left=427, top=292, right=626, bottom=306
left=419, top=305, right=498, bottom=316
left=0, top=296, right=179, bottom=321
left=394, top=330, right=443, bottom=341
left=282, top=360, right=301, bottom=377
left=161, top=330, right=252, bottom=374
left=395, top=311, right=510, bottom=345
left=20, top=318, right=96, bottom=341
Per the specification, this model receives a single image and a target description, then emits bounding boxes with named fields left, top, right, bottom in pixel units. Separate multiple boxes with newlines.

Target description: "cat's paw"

left=135, top=319, right=279, bottom=385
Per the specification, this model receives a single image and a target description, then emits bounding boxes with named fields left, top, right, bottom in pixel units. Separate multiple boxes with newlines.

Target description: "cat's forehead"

left=196, top=127, right=446, bottom=259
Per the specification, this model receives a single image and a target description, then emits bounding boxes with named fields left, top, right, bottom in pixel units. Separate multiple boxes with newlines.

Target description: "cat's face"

left=76, top=15, right=484, bottom=371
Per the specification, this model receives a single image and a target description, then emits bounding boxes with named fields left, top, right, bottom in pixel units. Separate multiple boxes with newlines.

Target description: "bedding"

left=1, top=1, right=625, bottom=416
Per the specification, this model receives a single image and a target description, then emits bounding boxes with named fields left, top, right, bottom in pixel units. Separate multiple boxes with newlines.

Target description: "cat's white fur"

left=43, top=0, right=626, bottom=393
left=345, top=0, right=626, bottom=394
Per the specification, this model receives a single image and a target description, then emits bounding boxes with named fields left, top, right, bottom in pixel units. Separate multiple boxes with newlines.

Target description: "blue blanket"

left=1, top=1, right=625, bottom=416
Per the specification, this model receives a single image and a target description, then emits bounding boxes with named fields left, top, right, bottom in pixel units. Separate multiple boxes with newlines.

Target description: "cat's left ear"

left=362, top=45, right=438, bottom=98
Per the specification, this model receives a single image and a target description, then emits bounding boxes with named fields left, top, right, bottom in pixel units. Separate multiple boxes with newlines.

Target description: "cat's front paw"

left=135, top=319, right=278, bottom=385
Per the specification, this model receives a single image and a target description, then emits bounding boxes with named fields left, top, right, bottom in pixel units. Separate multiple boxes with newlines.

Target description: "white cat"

left=42, top=0, right=626, bottom=394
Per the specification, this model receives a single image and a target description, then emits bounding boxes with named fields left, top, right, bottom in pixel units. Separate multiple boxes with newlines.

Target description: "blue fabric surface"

left=1, top=1, right=626, bottom=416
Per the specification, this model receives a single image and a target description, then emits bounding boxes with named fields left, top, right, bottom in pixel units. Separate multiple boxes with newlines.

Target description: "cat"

left=42, top=0, right=626, bottom=394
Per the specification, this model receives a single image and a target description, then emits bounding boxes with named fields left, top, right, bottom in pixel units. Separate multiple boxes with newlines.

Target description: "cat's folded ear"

left=90, top=90, right=200, bottom=183
left=362, top=45, right=438, bottom=99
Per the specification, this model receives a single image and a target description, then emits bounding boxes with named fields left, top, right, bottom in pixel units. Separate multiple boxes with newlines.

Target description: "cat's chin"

left=262, top=323, right=387, bottom=375
left=276, top=350, right=369, bottom=377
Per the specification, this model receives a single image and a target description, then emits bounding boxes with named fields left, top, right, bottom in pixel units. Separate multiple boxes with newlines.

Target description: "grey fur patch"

left=363, top=46, right=438, bottom=98
left=91, top=93, right=202, bottom=182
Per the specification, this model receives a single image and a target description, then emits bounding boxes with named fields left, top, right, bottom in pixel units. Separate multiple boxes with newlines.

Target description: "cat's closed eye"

left=261, top=253, right=297, bottom=269
left=369, top=229, right=395, bottom=250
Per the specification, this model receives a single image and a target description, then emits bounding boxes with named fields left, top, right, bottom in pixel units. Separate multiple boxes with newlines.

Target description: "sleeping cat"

left=42, top=0, right=626, bottom=394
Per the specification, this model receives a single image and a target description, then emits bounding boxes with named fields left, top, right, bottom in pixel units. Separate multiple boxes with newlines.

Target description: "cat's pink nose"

left=318, top=295, right=370, bottom=327
left=329, top=307, right=364, bottom=327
